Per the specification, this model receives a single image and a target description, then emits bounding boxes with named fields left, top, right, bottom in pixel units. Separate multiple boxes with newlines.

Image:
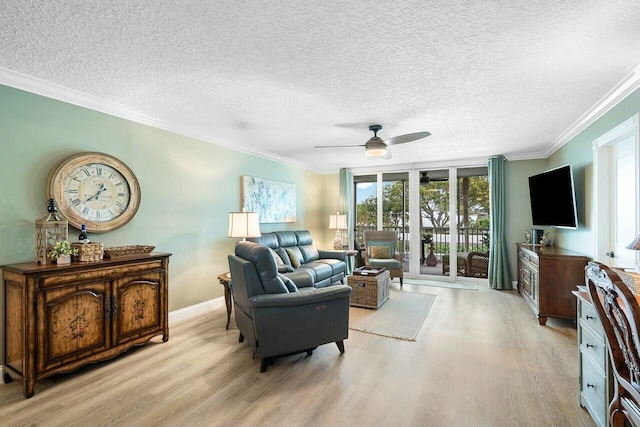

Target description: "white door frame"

left=593, top=114, right=640, bottom=267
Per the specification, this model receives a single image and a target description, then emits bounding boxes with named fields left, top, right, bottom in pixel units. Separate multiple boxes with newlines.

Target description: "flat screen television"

left=528, top=165, right=578, bottom=229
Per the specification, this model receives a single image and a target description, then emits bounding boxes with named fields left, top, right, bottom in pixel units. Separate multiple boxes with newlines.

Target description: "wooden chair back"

left=586, top=261, right=640, bottom=427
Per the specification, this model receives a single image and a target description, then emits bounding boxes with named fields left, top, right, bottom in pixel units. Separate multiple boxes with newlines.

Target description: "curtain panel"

left=339, top=168, right=354, bottom=273
left=488, top=156, right=513, bottom=289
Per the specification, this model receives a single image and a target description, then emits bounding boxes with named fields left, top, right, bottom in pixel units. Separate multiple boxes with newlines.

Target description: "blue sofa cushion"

left=276, top=231, right=298, bottom=248
left=300, top=261, right=333, bottom=282
left=251, top=233, right=279, bottom=249
left=318, top=258, right=347, bottom=276
left=299, top=244, right=320, bottom=262
left=295, top=230, right=314, bottom=245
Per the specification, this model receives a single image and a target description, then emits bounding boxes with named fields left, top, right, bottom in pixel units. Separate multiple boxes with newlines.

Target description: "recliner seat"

left=228, top=241, right=351, bottom=372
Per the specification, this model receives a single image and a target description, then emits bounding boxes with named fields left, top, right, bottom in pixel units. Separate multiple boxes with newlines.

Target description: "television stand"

left=516, top=243, right=588, bottom=325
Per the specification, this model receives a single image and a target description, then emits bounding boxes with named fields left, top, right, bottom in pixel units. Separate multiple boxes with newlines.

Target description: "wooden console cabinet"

left=516, top=243, right=587, bottom=325
left=2, top=252, right=171, bottom=398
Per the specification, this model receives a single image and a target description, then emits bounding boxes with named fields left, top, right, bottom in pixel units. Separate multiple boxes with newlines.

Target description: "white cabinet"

left=574, top=289, right=613, bottom=427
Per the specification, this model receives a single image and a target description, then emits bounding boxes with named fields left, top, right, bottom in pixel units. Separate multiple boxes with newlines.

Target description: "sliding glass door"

left=354, top=166, right=489, bottom=282
left=419, top=169, right=450, bottom=277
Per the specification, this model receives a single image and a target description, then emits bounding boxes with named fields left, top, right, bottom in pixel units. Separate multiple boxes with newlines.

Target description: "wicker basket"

left=347, top=270, right=390, bottom=309
left=104, top=245, right=155, bottom=258
left=71, top=242, right=104, bottom=262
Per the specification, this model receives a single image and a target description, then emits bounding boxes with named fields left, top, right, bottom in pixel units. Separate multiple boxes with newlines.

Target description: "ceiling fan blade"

left=333, top=122, right=379, bottom=129
left=314, top=144, right=365, bottom=149
left=385, top=131, right=431, bottom=146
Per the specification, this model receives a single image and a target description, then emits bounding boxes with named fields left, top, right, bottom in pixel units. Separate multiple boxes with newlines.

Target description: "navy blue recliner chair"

left=228, top=241, right=351, bottom=372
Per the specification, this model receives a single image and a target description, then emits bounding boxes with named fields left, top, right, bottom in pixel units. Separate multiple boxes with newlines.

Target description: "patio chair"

left=466, top=251, right=489, bottom=278
left=442, top=253, right=467, bottom=276
left=363, top=230, right=404, bottom=287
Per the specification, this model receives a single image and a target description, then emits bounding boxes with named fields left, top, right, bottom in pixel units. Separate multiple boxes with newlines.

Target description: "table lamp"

left=627, top=233, right=640, bottom=272
left=329, top=212, right=347, bottom=250
left=228, top=212, right=261, bottom=242
left=627, top=234, right=640, bottom=251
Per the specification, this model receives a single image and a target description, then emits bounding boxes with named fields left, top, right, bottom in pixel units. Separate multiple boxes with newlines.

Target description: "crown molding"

left=546, top=64, right=640, bottom=155
left=0, top=67, right=308, bottom=170
left=2, top=63, right=639, bottom=174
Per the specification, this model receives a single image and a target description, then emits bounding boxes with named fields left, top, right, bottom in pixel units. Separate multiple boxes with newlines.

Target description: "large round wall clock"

left=47, top=152, right=141, bottom=233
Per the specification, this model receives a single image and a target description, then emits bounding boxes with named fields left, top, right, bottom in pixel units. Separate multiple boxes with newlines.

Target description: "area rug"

left=402, top=278, right=478, bottom=291
left=349, top=290, right=436, bottom=341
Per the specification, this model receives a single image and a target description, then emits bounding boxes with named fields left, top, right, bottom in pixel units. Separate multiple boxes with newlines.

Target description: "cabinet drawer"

left=581, top=353, right=607, bottom=427
left=38, top=260, right=164, bottom=288
left=580, top=300, right=604, bottom=338
left=580, top=323, right=607, bottom=372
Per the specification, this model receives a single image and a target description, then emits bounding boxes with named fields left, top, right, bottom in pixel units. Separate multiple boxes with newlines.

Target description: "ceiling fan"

left=314, top=124, right=431, bottom=159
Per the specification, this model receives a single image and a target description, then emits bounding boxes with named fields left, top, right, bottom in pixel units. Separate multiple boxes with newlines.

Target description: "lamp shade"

left=627, top=233, right=640, bottom=250
left=329, top=213, right=347, bottom=230
left=228, top=212, right=261, bottom=239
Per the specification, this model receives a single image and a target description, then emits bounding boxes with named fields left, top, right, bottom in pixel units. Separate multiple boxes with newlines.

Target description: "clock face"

left=47, top=152, right=141, bottom=233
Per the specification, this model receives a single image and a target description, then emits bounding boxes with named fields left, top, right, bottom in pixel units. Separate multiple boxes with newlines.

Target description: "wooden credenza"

left=2, top=252, right=171, bottom=398
left=516, top=243, right=588, bottom=325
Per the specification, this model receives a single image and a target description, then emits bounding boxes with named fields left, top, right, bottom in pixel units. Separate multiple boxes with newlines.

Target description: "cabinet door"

left=37, top=282, right=110, bottom=374
left=112, top=273, right=164, bottom=346
left=529, top=262, right=539, bottom=304
left=519, top=264, right=531, bottom=295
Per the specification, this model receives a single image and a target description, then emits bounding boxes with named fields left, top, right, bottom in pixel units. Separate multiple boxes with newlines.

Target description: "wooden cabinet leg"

left=538, top=315, right=547, bottom=325
left=24, top=379, right=34, bottom=399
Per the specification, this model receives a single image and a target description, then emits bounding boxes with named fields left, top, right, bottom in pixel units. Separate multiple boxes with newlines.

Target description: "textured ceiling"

left=1, top=0, right=640, bottom=172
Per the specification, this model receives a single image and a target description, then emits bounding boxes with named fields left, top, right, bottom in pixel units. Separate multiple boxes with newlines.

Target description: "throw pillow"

left=285, top=248, right=301, bottom=268
left=370, top=245, right=391, bottom=259
left=269, top=248, right=292, bottom=272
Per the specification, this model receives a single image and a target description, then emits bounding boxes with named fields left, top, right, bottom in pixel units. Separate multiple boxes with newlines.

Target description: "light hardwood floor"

left=0, top=282, right=595, bottom=427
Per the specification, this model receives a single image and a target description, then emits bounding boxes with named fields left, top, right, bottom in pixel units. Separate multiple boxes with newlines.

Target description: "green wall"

left=0, top=84, right=336, bottom=360
left=550, top=90, right=640, bottom=255
left=504, top=90, right=640, bottom=280
left=505, top=158, right=547, bottom=279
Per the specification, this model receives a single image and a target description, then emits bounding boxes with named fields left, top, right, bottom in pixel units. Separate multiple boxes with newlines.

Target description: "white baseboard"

left=168, top=296, right=226, bottom=325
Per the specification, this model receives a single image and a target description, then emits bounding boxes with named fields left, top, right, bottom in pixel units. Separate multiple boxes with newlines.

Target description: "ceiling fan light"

left=366, top=146, right=387, bottom=157
left=365, top=138, right=387, bottom=157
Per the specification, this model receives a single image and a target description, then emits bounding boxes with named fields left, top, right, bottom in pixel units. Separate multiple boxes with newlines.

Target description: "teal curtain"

left=488, top=156, right=513, bottom=289
left=339, top=168, right=354, bottom=273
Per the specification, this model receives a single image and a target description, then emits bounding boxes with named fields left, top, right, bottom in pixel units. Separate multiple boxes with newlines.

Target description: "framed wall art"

left=242, top=176, right=296, bottom=223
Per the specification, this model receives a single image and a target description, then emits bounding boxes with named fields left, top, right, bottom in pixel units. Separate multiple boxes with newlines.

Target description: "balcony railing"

left=355, top=225, right=489, bottom=258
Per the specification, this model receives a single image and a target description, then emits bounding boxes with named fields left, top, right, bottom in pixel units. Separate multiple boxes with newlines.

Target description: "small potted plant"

left=49, top=240, right=78, bottom=265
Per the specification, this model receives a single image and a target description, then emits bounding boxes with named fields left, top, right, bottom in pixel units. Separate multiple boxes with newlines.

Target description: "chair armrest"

left=318, top=250, right=347, bottom=261
left=249, top=285, right=352, bottom=308
left=394, top=253, right=403, bottom=263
